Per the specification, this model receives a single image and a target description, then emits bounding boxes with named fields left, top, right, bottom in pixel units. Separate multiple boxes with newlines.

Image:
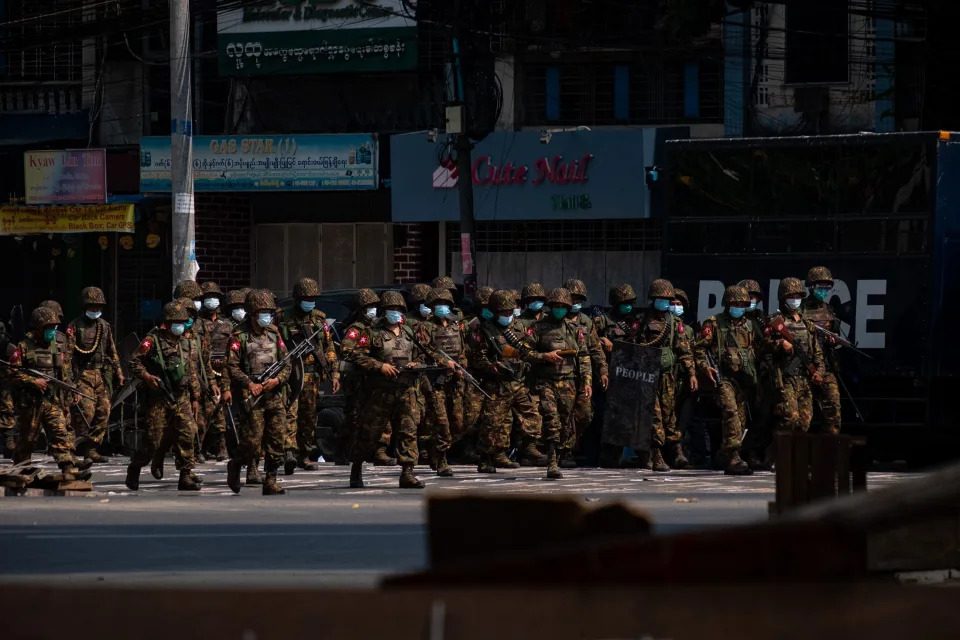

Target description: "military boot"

left=189, top=471, right=203, bottom=484
left=262, top=472, right=286, bottom=495
left=493, top=452, right=520, bottom=469
left=76, top=457, right=94, bottom=471
left=435, top=453, right=454, bottom=477
left=178, top=468, right=201, bottom=491
left=215, top=436, right=228, bottom=462
left=640, top=450, right=654, bottom=471
left=559, top=450, right=578, bottom=469
left=724, top=452, right=753, bottom=476
left=58, top=462, right=92, bottom=482
left=650, top=447, right=671, bottom=473
left=399, top=464, right=425, bottom=489
left=519, top=441, right=548, bottom=467
left=150, top=454, right=164, bottom=480
left=545, top=444, right=563, bottom=480
left=297, top=456, right=319, bottom=471
left=246, top=465, right=263, bottom=485
left=227, top=459, right=243, bottom=494
left=1, top=430, right=15, bottom=459
left=670, top=443, right=690, bottom=470
left=283, top=451, right=297, bottom=476
left=373, top=446, right=397, bottom=466
left=124, top=464, right=141, bottom=491
left=85, top=446, right=105, bottom=463
left=477, top=454, right=496, bottom=474
left=350, top=461, right=364, bottom=488
left=418, top=444, right=431, bottom=467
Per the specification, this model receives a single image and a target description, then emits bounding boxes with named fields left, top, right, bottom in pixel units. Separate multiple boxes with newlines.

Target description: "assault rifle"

left=419, top=342, right=492, bottom=401
left=704, top=349, right=723, bottom=385
left=0, top=359, right=95, bottom=401
left=813, top=325, right=874, bottom=360
left=248, top=327, right=322, bottom=409
left=768, top=320, right=819, bottom=381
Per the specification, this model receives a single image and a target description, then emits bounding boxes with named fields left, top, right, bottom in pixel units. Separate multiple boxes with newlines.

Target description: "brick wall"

left=393, top=222, right=424, bottom=283
left=194, top=194, right=252, bottom=290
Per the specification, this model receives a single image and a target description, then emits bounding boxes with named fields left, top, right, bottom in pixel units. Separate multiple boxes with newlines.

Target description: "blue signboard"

left=140, top=133, right=378, bottom=192
left=390, top=129, right=673, bottom=222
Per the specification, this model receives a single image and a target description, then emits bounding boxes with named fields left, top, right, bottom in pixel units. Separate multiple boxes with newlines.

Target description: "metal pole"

left=169, top=0, right=197, bottom=288
left=452, top=35, right=477, bottom=297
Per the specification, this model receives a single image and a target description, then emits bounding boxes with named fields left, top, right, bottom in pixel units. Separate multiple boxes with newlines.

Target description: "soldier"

left=523, top=287, right=591, bottom=479
left=766, top=277, right=825, bottom=434
left=407, top=283, right=435, bottom=465
left=407, top=283, right=433, bottom=330
left=739, top=278, right=775, bottom=470
left=517, top=283, right=546, bottom=330
left=8, top=306, right=91, bottom=478
left=68, top=286, right=123, bottom=463
left=469, top=290, right=543, bottom=473
left=175, top=295, right=220, bottom=467
left=0, top=316, right=14, bottom=458
left=631, top=279, right=698, bottom=472
left=125, top=301, right=204, bottom=491
left=801, top=266, right=843, bottom=434
left=563, top=278, right=608, bottom=468
left=198, top=282, right=231, bottom=461
left=595, top=285, right=639, bottom=351
left=463, top=286, right=493, bottom=435
left=666, top=288, right=695, bottom=470
left=339, top=289, right=395, bottom=466
left=696, top=285, right=758, bottom=475
left=415, top=287, right=468, bottom=477
left=431, top=276, right=464, bottom=321
left=226, top=289, right=290, bottom=496
left=278, top=277, right=340, bottom=471
left=347, top=290, right=425, bottom=489
left=225, top=290, right=248, bottom=326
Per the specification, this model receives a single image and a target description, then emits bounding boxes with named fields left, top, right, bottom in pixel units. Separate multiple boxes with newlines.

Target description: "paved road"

left=0, top=456, right=916, bottom=587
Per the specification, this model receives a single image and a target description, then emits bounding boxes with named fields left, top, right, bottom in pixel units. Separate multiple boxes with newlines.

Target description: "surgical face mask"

left=497, top=314, right=512, bottom=327
left=513, top=308, right=521, bottom=317
left=570, top=302, right=583, bottom=313
left=193, top=300, right=202, bottom=311
left=670, top=304, right=684, bottom=318
left=184, top=318, right=194, bottom=330
left=299, top=300, right=316, bottom=312
left=813, top=287, right=831, bottom=302
left=364, top=307, right=377, bottom=320
left=618, top=303, right=633, bottom=315
left=43, top=328, right=57, bottom=342
left=481, top=308, right=494, bottom=320
left=419, top=304, right=432, bottom=318
left=528, top=301, right=544, bottom=312
left=86, top=310, right=102, bottom=320
left=748, top=300, right=758, bottom=311
left=256, top=312, right=272, bottom=328
left=434, top=304, right=451, bottom=318
left=385, top=310, right=404, bottom=325
left=551, top=307, right=568, bottom=320
left=653, top=298, right=671, bottom=312
left=728, top=306, right=746, bottom=319
left=231, top=308, right=247, bottom=322
left=204, top=298, right=220, bottom=311
left=785, top=298, right=802, bottom=310
left=170, top=323, right=186, bottom=336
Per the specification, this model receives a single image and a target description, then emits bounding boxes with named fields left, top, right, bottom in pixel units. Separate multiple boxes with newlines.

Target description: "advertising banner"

left=24, top=149, right=107, bottom=205
left=0, top=204, right=135, bottom=235
left=140, top=134, right=378, bottom=192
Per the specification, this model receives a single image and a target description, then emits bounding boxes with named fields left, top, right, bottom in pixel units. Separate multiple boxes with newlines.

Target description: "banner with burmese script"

left=0, top=204, right=135, bottom=235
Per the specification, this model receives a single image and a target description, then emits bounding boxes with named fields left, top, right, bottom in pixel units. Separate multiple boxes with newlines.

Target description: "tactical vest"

left=432, top=320, right=464, bottom=357
left=637, top=313, right=676, bottom=372
left=149, top=332, right=189, bottom=387
left=801, top=300, right=840, bottom=371
left=598, top=313, right=634, bottom=340
left=379, top=326, right=415, bottom=368
left=205, top=318, right=233, bottom=362
left=71, top=318, right=106, bottom=368
left=240, top=329, right=281, bottom=377
left=778, top=315, right=815, bottom=379
left=714, top=314, right=758, bottom=385
left=481, top=321, right=526, bottom=381
left=532, top=321, right=579, bottom=380
left=21, top=334, right=68, bottom=399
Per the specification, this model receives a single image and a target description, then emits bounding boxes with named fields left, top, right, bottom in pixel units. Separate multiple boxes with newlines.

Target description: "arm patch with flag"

left=138, top=338, right=152, bottom=354
left=346, top=328, right=359, bottom=341
left=230, top=340, right=241, bottom=352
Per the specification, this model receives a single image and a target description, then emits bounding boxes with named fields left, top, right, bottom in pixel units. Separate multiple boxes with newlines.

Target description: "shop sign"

left=140, top=134, right=378, bottom=192
left=217, top=1, right=417, bottom=76
left=23, top=149, right=107, bottom=205
left=0, top=204, right=135, bottom=235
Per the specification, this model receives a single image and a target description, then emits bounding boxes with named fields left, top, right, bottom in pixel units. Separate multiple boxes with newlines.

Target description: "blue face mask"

left=618, top=303, right=633, bottom=315
left=729, top=306, right=746, bottom=319
left=670, top=305, right=684, bottom=318
left=299, top=301, right=316, bottom=312
left=170, top=323, right=186, bottom=336
left=551, top=307, right=568, bottom=320
left=434, top=304, right=451, bottom=318
left=497, top=314, right=512, bottom=327
left=86, top=310, right=102, bottom=320
left=813, top=288, right=831, bottom=302
left=513, top=308, right=521, bottom=317
left=419, top=304, right=432, bottom=318
left=385, top=310, right=404, bottom=325
left=481, top=308, right=494, bottom=320
left=43, top=328, right=57, bottom=342
left=528, top=301, right=544, bottom=312
left=653, top=298, right=671, bottom=312
left=184, top=318, right=194, bottom=330
left=570, top=303, right=582, bottom=313
left=748, top=300, right=758, bottom=311
left=256, top=313, right=272, bottom=328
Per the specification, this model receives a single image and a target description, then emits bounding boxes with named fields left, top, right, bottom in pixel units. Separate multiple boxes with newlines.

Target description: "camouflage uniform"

left=695, top=286, right=758, bottom=475
left=347, top=290, right=424, bottom=489
left=468, top=290, right=542, bottom=471
left=524, top=288, right=591, bottom=479
left=278, top=277, right=339, bottom=468
left=226, top=290, right=291, bottom=495
left=462, top=286, right=494, bottom=434
left=126, top=302, right=202, bottom=490
left=564, top=279, right=607, bottom=459
left=0, top=320, right=18, bottom=457
left=407, top=283, right=435, bottom=463
left=68, top=287, right=123, bottom=460
left=765, top=278, right=826, bottom=434
left=738, top=279, right=775, bottom=469
left=174, top=281, right=216, bottom=461
left=9, top=307, right=78, bottom=470
left=668, top=288, right=696, bottom=467
left=800, top=266, right=843, bottom=434
left=199, top=282, right=232, bottom=460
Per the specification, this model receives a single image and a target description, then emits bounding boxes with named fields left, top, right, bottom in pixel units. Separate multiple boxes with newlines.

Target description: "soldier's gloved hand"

left=33, top=378, right=48, bottom=392
left=248, top=381, right=263, bottom=396
left=601, top=374, right=609, bottom=390
left=600, top=337, right=613, bottom=353
left=222, top=390, right=233, bottom=405
left=332, top=378, right=341, bottom=394
left=583, top=384, right=593, bottom=400
left=380, top=363, right=399, bottom=378
left=262, top=378, right=279, bottom=391
left=689, top=375, right=699, bottom=393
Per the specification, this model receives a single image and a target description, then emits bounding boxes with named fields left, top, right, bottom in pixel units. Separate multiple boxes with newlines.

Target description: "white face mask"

left=364, top=307, right=377, bottom=320
left=256, top=312, right=273, bottom=328
left=193, top=300, right=202, bottom=311
left=85, top=310, right=102, bottom=320
left=785, top=298, right=802, bottom=310
left=231, top=308, right=247, bottom=322
left=203, top=298, right=220, bottom=310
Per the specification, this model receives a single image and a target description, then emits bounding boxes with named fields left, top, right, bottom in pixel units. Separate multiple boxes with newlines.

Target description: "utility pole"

left=169, top=0, right=197, bottom=287
left=451, top=5, right=477, bottom=297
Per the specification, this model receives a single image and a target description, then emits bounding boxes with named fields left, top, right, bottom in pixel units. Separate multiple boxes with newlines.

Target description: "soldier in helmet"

left=198, top=282, right=232, bottom=461
left=595, top=285, right=639, bottom=351
left=562, top=278, right=607, bottom=468
left=738, top=279, right=775, bottom=470
left=0, top=314, right=14, bottom=458
left=696, top=285, right=759, bottom=475
left=431, top=276, right=464, bottom=322
left=666, top=288, right=699, bottom=468
left=460, top=286, right=495, bottom=447
left=348, top=290, right=425, bottom=489
left=765, top=277, right=825, bottom=434
left=339, top=289, right=395, bottom=467
left=226, top=289, right=291, bottom=495
left=225, top=290, right=248, bottom=327
left=125, top=301, right=204, bottom=491
left=175, top=294, right=220, bottom=465
left=517, top=283, right=547, bottom=330
left=8, top=306, right=90, bottom=478
left=631, top=279, right=698, bottom=472
left=68, top=286, right=123, bottom=463
left=469, top=290, right=543, bottom=473
left=801, top=266, right=843, bottom=434
left=407, top=284, right=433, bottom=330
left=278, top=277, right=340, bottom=472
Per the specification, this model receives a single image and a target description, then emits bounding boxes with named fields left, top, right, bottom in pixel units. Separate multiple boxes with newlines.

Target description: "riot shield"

left=600, top=341, right=660, bottom=451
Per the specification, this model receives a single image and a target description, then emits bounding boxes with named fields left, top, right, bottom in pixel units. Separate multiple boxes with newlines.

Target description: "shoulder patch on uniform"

left=322, top=323, right=330, bottom=333
left=764, top=326, right=772, bottom=335
left=230, top=339, right=240, bottom=352
left=346, top=328, right=359, bottom=341
left=66, top=325, right=74, bottom=336
left=138, top=338, right=152, bottom=354
left=702, top=326, right=712, bottom=336
left=526, top=327, right=534, bottom=336
left=358, top=335, right=369, bottom=346
left=678, top=322, right=685, bottom=335
left=631, top=321, right=640, bottom=331
left=578, top=328, right=585, bottom=341
left=277, top=337, right=286, bottom=350
left=10, top=348, right=20, bottom=364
